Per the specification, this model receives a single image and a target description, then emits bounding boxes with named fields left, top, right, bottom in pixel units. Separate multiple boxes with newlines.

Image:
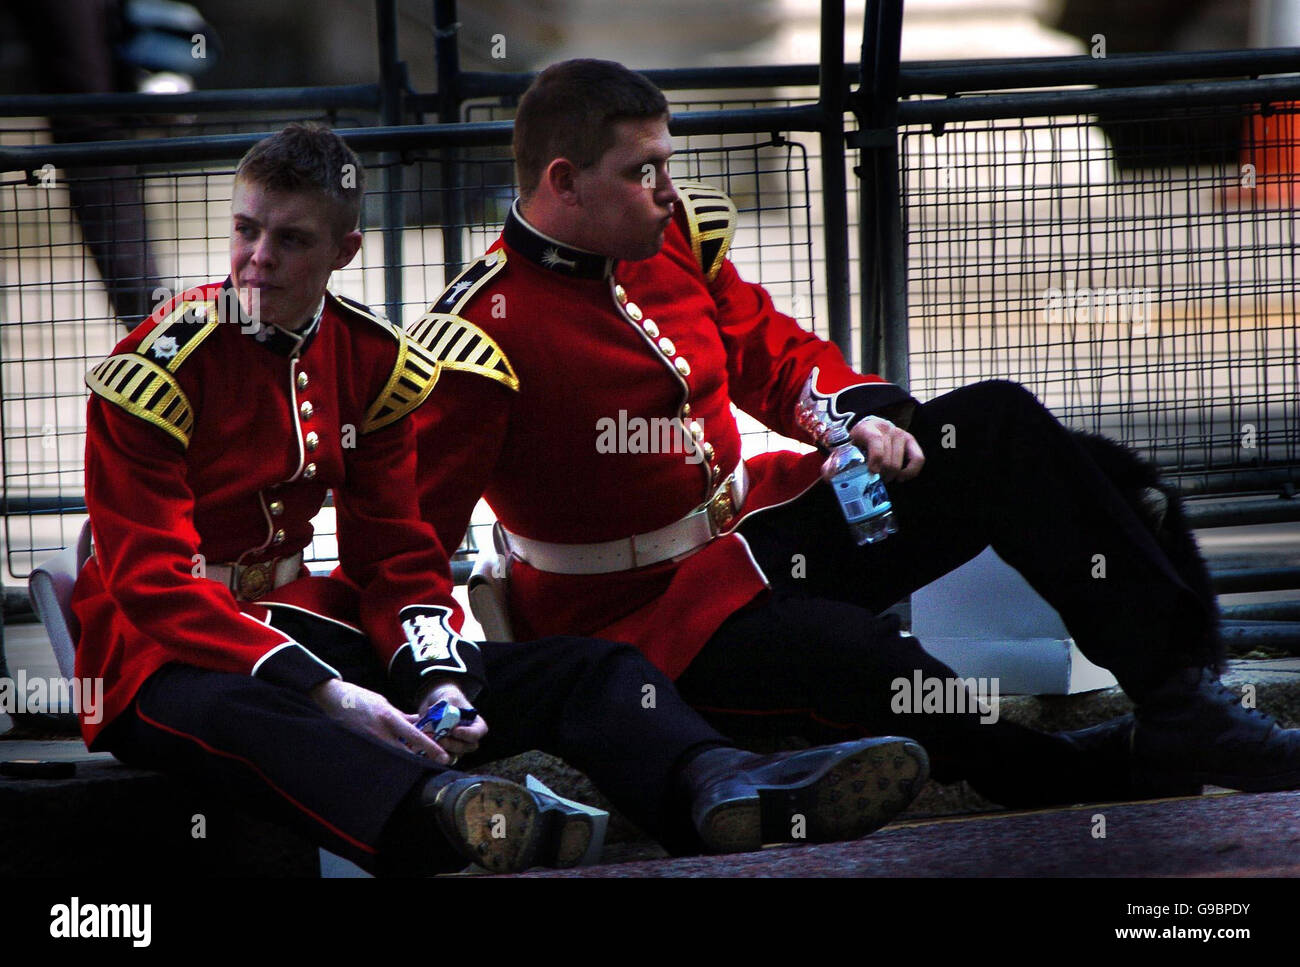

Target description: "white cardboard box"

left=910, top=546, right=1118, bottom=695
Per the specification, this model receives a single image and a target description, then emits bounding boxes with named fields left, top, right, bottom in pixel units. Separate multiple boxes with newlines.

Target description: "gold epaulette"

left=675, top=181, right=738, bottom=282
left=405, top=311, right=519, bottom=393
left=326, top=292, right=443, bottom=436
left=86, top=354, right=195, bottom=448
left=361, top=329, right=441, bottom=434
left=84, top=298, right=219, bottom=448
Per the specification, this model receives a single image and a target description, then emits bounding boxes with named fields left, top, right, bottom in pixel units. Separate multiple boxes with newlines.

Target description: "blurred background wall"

left=0, top=1, right=1275, bottom=96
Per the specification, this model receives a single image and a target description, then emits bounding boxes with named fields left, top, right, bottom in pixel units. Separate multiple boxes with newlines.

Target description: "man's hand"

left=822, top=416, right=926, bottom=484
left=415, top=679, right=489, bottom=764
left=310, top=678, right=450, bottom=763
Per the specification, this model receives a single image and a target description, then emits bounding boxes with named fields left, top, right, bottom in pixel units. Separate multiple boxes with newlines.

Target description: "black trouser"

left=677, top=380, right=1211, bottom=788
left=103, top=613, right=727, bottom=873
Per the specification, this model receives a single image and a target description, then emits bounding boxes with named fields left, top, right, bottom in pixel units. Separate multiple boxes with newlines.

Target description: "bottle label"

left=832, top=463, right=892, bottom=523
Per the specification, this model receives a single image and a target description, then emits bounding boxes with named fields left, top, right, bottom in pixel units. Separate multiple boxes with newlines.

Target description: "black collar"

left=503, top=201, right=614, bottom=280
left=219, top=278, right=322, bottom=358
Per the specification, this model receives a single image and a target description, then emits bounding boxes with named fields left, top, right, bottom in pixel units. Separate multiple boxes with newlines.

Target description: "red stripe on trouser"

left=134, top=704, right=377, bottom=856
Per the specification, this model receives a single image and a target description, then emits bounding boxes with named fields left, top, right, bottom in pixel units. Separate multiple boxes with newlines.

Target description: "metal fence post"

left=819, top=0, right=852, bottom=359
left=376, top=0, right=405, bottom=325
left=434, top=0, right=467, bottom=279
left=853, top=0, right=908, bottom=387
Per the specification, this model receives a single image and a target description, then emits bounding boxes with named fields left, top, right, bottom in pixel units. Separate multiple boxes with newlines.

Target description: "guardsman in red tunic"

left=72, top=122, right=933, bottom=873
left=412, top=59, right=1300, bottom=808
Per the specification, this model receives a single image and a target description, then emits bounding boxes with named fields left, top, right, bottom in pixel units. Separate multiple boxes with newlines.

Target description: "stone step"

left=998, top=657, right=1300, bottom=732
left=0, top=746, right=319, bottom=876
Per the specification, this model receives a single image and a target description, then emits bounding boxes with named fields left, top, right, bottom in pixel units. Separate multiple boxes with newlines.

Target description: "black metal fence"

left=2, top=0, right=1299, bottom=605
left=893, top=76, right=1300, bottom=500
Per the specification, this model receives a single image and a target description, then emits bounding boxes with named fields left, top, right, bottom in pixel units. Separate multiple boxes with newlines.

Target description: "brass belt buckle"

left=237, top=560, right=275, bottom=600
left=707, top=476, right=737, bottom=533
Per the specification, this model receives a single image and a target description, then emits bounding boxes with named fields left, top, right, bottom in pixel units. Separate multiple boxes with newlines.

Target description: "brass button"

left=711, top=464, right=722, bottom=481
left=625, top=302, right=643, bottom=321
left=272, top=528, right=286, bottom=545
left=299, top=401, right=314, bottom=420
left=681, top=403, right=692, bottom=417
left=303, top=462, right=318, bottom=480
left=614, top=284, right=628, bottom=304
left=689, top=420, right=705, bottom=441
left=703, top=442, right=715, bottom=462
left=642, top=319, right=660, bottom=338
left=296, top=371, right=309, bottom=390
left=269, top=500, right=285, bottom=517
left=657, top=336, right=676, bottom=357
left=305, top=431, right=320, bottom=452
left=675, top=357, right=691, bottom=377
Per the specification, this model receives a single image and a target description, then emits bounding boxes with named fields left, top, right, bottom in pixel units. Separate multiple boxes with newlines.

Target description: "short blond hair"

left=236, top=122, right=365, bottom=236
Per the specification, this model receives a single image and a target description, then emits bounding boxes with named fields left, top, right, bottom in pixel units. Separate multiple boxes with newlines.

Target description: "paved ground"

left=509, top=789, right=1300, bottom=877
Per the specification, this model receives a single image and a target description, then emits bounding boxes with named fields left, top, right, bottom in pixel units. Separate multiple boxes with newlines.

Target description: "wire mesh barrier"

left=899, top=101, right=1300, bottom=497
left=2, top=160, right=239, bottom=581
left=0, top=123, right=816, bottom=584
left=2, top=0, right=1299, bottom=608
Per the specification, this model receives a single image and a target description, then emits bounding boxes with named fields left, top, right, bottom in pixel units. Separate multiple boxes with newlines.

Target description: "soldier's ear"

left=542, top=157, right=581, bottom=205
left=332, top=230, right=362, bottom=270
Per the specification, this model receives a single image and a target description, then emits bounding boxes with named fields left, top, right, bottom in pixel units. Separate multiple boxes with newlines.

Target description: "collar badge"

left=541, top=246, right=578, bottom=272
left=151, top=335, right=179, bottom=361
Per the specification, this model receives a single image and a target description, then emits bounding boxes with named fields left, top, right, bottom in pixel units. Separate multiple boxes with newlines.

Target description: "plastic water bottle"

left=824, top=426, right=897, bottom=544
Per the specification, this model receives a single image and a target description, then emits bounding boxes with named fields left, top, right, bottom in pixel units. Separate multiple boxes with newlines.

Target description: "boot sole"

left=537, top=807, right=595, bottom=868
left=440, top=779, right=543, bottom=874
left=699, top=737, right=930, bottom=854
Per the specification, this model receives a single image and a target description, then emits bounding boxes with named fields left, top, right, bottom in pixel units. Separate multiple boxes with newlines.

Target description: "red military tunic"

left=74, top=283, right=483, bottom=746
left=412, top=183, right=912, bottom=678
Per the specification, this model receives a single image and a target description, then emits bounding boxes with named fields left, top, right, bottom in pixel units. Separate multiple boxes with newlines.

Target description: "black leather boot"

left=677, top=736, right=930, bottom=854
left=530, top=790, right=596, bottom=868
left=1133, top=667, right=1300, bottom=792
left=1047, top=715, right=1199, bottom=803
left=957, top=715, right=1200, bottom=809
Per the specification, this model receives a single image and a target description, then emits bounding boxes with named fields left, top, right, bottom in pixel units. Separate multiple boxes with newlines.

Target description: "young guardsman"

left=72, top=122, right=930, bottom=875
left=411, top=59, right=1300, bottom=808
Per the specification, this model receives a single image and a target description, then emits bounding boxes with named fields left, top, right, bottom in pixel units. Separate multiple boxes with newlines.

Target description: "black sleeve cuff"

left=838, top=384, right=918, bottom=431
left=252, top=642, right=341, bottom=694
left=389, top=605, right=487, bottom=709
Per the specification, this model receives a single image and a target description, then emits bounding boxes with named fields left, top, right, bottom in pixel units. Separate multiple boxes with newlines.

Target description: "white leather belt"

left=207, top=551, right=304, bottom=601
left=503, top=462, right=749, bottom=575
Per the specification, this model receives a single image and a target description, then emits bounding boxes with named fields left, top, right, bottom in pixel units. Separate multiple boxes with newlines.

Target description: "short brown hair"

left=513, top=59, right=669, bottom=198
left=235, top=122, right=365, bottom=235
